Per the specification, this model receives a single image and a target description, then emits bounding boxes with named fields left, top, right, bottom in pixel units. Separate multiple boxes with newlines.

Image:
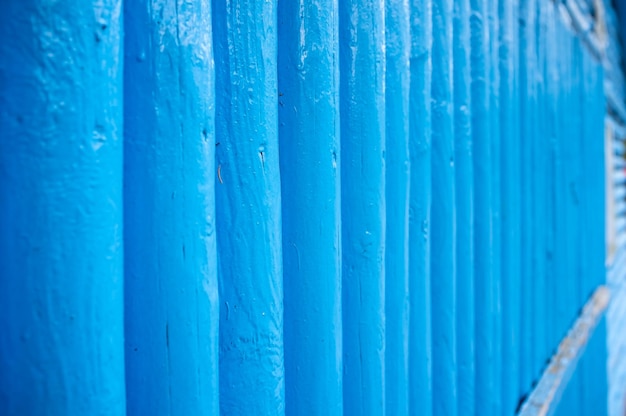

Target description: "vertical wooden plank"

left=499, top=0, right=521, bottom=412
left=571, top=37, right=587, bottom=415
left=0, top=1, right=126, bottom=414
left=591, top=57, right=607, bottom=415
left=488, top=0, right=503, bottom=412
left=533, top=0, right=548, bottom=380
left=453, top=0, right=475, bottom=413
left=431, top=0, right=457, bottom=414
left=277, top=0, right=342, bottom=414
left=470, top=0, right=495, bottom=411
left=552, top=12, right=565, bottom=370
left=339, top=0, right=386, bottom=414
left=518, top=0, right=537, bottom=397
left=123, top=2, right=219, bottom=414
left=409, top=0, right=433, bottom=414
left=573, top=41, right=586, bottom=415
left=553, top=15, right=570, bottom=372
left=544, top=0, right=559, bottom=374
left=385, top=0, right=411, bottom=414
left=563, top=24, right=578, bottom=357
left=585, top=38, right=606, bottom=313
left=592, top=62, right=605, bottom=289
left=582, top=44, right=608, bottom=416
left=212, top=0, right=285, bottom=413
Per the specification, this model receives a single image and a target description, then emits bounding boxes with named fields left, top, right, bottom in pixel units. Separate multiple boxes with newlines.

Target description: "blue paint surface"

left=0, top=1, right=126, bottom=414
left=487, top=0, right=502, bottom=412
left=430, top=0, right=457, bottom=415
left=498, top=0, right=521, bottom=412
left=453, top=0, right=475, bottom=414
left=339, top=0, right=386, bottom=413
left=385, top=1, right=411, bottom=415
left=470, top=0, right=495, bottom=411
left=277, top=0, right=343, bottom=413
left=553, top=13, right=572, bottom=370
left=0, top=1, right=616, bottom=414
left=212, top=0, right=285, bottom=413
left=518, top=0, right=537, bottom=395
left=543, top=0, right=559, bottom=378
left=408, top=0, right=433, bottom=414
left=123, top=1, right=219, bottom=414
left=532, top=0, right=548, bottom=383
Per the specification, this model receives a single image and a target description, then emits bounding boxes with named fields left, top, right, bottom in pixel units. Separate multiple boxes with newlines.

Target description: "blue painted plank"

left=0, top=1, right=126, bottom=414
left=123, top=1, right=219, bottom=414
left=431, top=0, right=457, bottom=414
left=518, top=0, right=537, bottom=395
left=498, top=0, right=521, bottom=412
left=552, top=16, right=568, bottom=373
left=212, top=0, right=285, bottom=413
left=543, top=0, right=560, bottom=376
left=408, top=0, right=433, bottom=414
left=384, top=1, right=411, bottom=415
left=470, top=0, right=496, bottom=411
left=339, top=0, right=386, bottom=413
left=533, top=0, right=549, bottom=381
left=588, top=58, right=606, bottom=293
left=581, top=34, right=605, bottom=343
left=487, top=0, right=502, bottom=412
left=453, top=0, right=475, bottom=413
left=571, top=39, right=585, bottom=308
left=277, top=0, right=343, bottom=414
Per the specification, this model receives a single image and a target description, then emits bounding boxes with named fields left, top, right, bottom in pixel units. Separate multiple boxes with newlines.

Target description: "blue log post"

left=581, top=41, right=607, bottom=416
left=553, top=16, right=570, bottom=367
left=385, top=0, right=411, bottom=414
left=499, top=0, right=521, bottom=412
left=123, top=1, right=219, bottom=414
left=0, top=1, right=126, bottom=414
left=453, top=0, right=475, bottom=413
left=470, top=0, right=495, bottom=411
left=533, top=0, right=549, bottom=380
left=339, top=0, right=386, bottom=413
left=488, top=0, right=502, bottom=412
left=431, top=0, right=457, bottom=414
left=212, top=0, right=285, bottom=413
left=277, top=0, right=343, bottom=414
left=519, top=0, right=537, bottom=394
left=409, top=0, right=433, bottom=414
left=544, top=0, right=560, bottom=374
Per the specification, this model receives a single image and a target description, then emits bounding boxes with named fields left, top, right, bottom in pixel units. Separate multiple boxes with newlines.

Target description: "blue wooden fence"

left=0, top=0, right=619, bottom=415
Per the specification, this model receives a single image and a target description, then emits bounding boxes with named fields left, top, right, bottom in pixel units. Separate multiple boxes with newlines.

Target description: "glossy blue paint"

left=519, top=0, right=537, bottom=395
left=487, top=0, right=502, bottom=413
left=339, top=0, right=386, bottom=413
left=277, top=0, right=343, bottom=414
left=212, top=0, right=285, bottom=413
left=431, top=0, right=457, bottom=414
left=498, top=0, right=521, bottom=412
left=0, top=1, right=126, bottom=414
left=123, top=1, right=219, bottom=414
left=544, top=0, right=560, bottom=377
left=470, top=0, right=496, bottom=412
left=453, top=0, right=475, bottom=414
left=409, top=0, right=433, bottom=414
left=553, top=14, right=570, bottom=367
left=0, top=1, right=617, bottom=415
left=583, top=30, right=606, bottom=305
left=581, top=41, right=607, bottom=416
left=532, top=0, right=548, bottom=381
left=385, top=1, right=411, bottom=415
